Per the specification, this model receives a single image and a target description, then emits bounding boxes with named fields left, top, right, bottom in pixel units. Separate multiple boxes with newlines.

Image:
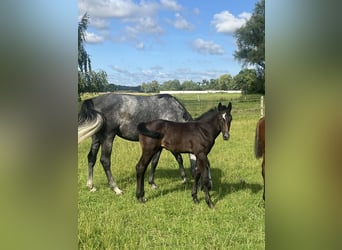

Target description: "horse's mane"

left=195, top=108, right=218, bottom=121
left=157, top=94, right=173, bottom=99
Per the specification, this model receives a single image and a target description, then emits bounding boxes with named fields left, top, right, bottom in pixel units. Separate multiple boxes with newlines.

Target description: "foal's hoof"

left=193, top=198, right=199, bottom=204
left=89, top=186, right=97, bottom=192
left=207, top=202, right=215, bottom=209
left=182, top=177, right=188, bottom=184
left=138, top=197, right=147, bottom=203
left=150, top=183, right=158, bottom=189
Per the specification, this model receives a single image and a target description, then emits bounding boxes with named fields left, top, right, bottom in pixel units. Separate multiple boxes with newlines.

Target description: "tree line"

left=78, top=0, right=264, bottom=95
left=141, top=69, right=263, bottom=94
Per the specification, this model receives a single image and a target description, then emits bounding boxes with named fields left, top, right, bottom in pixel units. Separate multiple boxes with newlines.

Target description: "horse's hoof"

left=182, top=178, right=188, bottom=184
left=138, top=197, right=147, bottom=203
left=90, top=187, right=97, bottom=192
left=150, top=183, right=158, bottom=189
left=193, top=198, right=199, bottom=204
left=113, top=187, right=123, bottom=195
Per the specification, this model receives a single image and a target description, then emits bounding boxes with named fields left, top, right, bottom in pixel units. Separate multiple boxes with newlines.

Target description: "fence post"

left=260, top=96, right=264, bottom=117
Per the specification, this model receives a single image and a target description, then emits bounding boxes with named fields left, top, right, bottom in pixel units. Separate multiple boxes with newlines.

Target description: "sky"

left=78, top=0, right=258, bottom=86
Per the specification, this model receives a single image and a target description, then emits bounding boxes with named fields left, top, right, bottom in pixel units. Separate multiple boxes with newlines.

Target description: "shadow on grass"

left=118, top=167, right=263, bottom=202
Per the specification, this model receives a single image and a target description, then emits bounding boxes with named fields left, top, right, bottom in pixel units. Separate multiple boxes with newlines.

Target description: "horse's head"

left=217, top=102, right=232, bottom=140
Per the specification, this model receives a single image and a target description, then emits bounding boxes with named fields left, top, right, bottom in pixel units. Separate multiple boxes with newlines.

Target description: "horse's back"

left=87, top=93, right=191, bottom=141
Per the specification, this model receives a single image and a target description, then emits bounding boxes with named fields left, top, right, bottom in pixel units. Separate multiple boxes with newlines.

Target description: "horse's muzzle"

left=223, top=133, right=230, bottom=140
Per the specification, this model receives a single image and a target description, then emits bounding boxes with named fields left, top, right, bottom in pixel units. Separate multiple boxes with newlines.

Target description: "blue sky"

left=78, top=0, right=258, bottom=86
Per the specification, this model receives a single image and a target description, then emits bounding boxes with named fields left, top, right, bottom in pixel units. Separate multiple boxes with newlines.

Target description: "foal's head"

left=217, top=102, right=232, bottom=140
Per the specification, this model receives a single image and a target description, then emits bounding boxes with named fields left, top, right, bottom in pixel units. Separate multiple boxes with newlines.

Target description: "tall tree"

left=234, top=0, right=265, bottom=92
left=78, top=13, right=91, bottom=73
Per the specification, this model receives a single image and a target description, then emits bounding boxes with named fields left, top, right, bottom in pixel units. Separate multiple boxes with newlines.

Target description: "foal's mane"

left=195, top=108, right=219, bottom=121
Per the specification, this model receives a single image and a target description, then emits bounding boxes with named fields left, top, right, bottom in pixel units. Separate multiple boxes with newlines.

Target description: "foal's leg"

left=191, top=157, right=201, bottom=204
left=189, top=153, right=197, bottom=177
left=136, top=149, right=157, bottom=202
left=100, top=134, right=123, bottom=195
left=207, top=160, right=212, bottom=190
left=201, top=159, right=214, bottom=208
left=148, top=150, right=162, bottom=189
left=86, top=135, right=100, bottom=192
left=192, top=153, right=214, bottom=208
left=172, top=152, right=187, bottom=184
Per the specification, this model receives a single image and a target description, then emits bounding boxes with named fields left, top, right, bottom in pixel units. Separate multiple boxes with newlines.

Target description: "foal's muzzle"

left=223, top=132, right=230, bottom=140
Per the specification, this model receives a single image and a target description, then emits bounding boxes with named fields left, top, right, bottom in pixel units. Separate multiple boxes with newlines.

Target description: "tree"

left=234, top=0, right=265, bottom=92
left=233, top=68, right=264, bottom=94
left=78, top=13, right=109, bottom=95
left=181, top=80, right=200, bottom=90
left=160, top=79, right=181, bottom=91
left=78, top=13, right=91, bottom=74
left=78, top=13, right=91, bottom=73
left=141, top=80, right=160, bottom=93
left=218, top=74, right=233, bottom=90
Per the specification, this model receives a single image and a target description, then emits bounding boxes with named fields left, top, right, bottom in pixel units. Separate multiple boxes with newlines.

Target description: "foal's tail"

left=137, top=123, right=163, bottom=139
left=78, top=99, right=104, bottom=144
left=254, top=119, right=263, bottom=159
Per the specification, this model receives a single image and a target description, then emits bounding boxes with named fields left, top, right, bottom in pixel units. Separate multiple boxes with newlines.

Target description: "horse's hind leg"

left=148, top=150, right=162, bottom=189
left=87, top=135, right=100, bottom=192
left=100, top=134, right=123, bottom=195
left=136, top=149, right=157, bottom=202
left=172, top=152, right=187, bottom=184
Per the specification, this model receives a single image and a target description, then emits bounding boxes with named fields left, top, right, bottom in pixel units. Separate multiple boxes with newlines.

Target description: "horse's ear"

left=218, top=102, right=223, bottom=110
left=227, top=102, right=232, bottom=111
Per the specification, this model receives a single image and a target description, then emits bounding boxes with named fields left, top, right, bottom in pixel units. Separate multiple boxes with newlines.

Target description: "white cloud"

left=192, top=39, right=225, bottom=55
left=160, top=0, right=182, bottom=11
left=211, top=11, right=251, bottom=34
left=78, top=0, right=158, bottom=19
left=135, top=42, right=145, bottom=50
left=173, top=13, right=194, bottom=31
left=193, top=8, right=200, bottom=16
left=125, top=16, right=163, bottom=36
left=85, top=31, right=104, bottom=44
left=89, top=17, right=109, bottom=29
left=107, top=65, right=229, bottom=86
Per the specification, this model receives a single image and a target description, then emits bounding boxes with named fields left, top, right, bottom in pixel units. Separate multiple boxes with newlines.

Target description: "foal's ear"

left=227, top=102, right=232, bottom=111
left=218, top=102, right=223, bottom=110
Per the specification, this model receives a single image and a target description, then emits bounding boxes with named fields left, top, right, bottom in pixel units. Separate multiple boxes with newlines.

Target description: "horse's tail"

left=137, top=123, right=164, bottom=139
left=254, top=120, right=263, bottom=159
left=78, top=99, right=104, bottom=144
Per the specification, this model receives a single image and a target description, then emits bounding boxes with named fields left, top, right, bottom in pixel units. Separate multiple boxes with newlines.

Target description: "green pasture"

left=78, top=93, right=265, bottom=249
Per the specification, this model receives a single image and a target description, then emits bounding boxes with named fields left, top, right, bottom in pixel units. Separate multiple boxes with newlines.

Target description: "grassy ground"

left=78, top=93, right=265, bottom=249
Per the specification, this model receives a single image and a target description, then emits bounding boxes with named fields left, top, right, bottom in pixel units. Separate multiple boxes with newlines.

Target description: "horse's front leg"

left=191, top=157, right=201, bottom=204
left=194, top=153, right=214, bottom=208
left=191, top=170, right=201, bottom=204
left=201, top=159, right=214, bottom=208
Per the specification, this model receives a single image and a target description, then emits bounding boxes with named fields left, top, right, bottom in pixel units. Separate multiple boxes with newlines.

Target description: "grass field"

left=78, top=93, right=265, bottom=249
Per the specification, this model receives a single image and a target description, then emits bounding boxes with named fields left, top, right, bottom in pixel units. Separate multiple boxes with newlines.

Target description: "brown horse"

left=136, top=102, right=232, bottom=208
left=254, top=116, right=265, bottom=200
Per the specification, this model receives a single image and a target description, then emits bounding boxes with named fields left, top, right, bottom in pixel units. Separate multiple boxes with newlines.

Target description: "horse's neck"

left=202, top=113, right=221, bottom=137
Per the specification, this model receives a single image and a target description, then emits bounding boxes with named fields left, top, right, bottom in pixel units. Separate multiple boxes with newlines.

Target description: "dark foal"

left=254, top=116, right=265, bottom=200
left=136, top=102, right=232, bottom=208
